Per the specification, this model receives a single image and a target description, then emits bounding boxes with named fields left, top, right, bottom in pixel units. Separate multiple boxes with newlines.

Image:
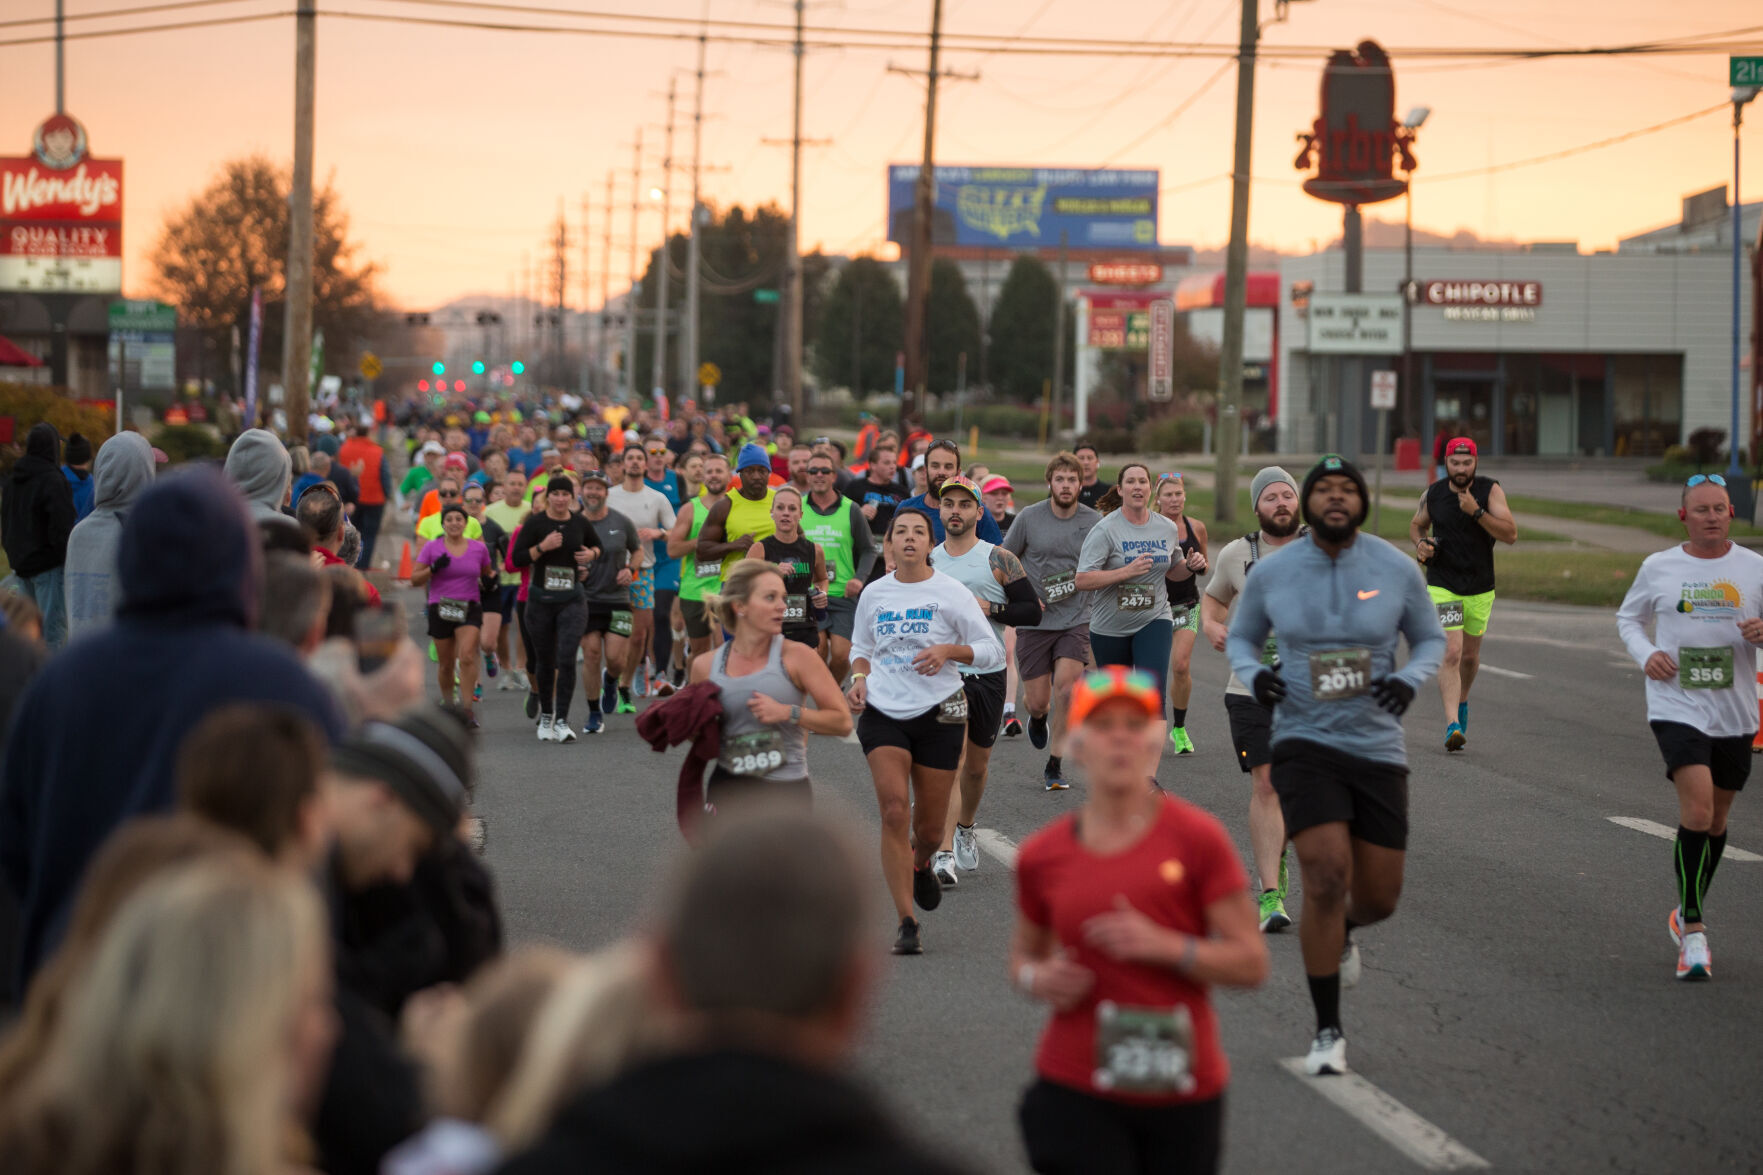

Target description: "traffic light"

left=432, top=361, right=445, bottom=376
left=472, top=360, right=486, bottom=375
left=452, top=379, right=466, bottom=393
left=511, top=360, right=525, bottom=375
left=418, top=379, right=430, bottom=392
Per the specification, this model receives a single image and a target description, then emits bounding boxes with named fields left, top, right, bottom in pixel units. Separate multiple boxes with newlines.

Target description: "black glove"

left=1369, top=676, right=1415, bottom=716
left=1251, top=668, right=1287, bottom=707
left=431, top=552, right=451, bottom=573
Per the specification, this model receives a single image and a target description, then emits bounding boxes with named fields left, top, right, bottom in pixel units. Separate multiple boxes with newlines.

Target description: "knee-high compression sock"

left=1307, top=972, right=1342, bottom=1033
left=1171, top=707, right=1188, bottom=728
left=1675, top=827, right=1712, bottom=923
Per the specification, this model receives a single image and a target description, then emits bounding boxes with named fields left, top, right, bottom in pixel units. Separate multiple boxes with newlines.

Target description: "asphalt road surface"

left=430, top=592, right=1763, bottom=1173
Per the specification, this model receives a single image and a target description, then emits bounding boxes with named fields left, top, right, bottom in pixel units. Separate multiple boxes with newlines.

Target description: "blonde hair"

left=0, top=857, right=328, bottom=1175
left=433, top=946, right=579, bottom=1123
left=702, top=558, right=786, bottom=633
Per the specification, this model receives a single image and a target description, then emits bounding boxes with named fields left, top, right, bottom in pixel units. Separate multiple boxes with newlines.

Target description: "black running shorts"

left=680, top=597, right=713, bottom=640
left=1650, top=720, right=1752, bottom=792
left=1270, top=739, right=1409, bottom=850
left=857, top=704, right=965, bottom=771
left=426, top=601, right=483, bottom=640
left=1225, top=694, right=1274, bottom=774
left=962, top=669, right=1008, bottom=749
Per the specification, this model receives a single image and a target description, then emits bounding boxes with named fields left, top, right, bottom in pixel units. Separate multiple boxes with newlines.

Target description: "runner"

left=1012, top=667, right=1268, bottom=1175
left=1154, top=474, right=1209, bottom=756
left=1074, top=442, right=1108, bottom=509
left=511, top=475, right=602, bottom=743
left=486, top=468, right=533, bottom=691
left=608, top=445, right=677, bottom=700
left=1615, top=474, right=1763, bottom=981
left=929, top=476, right=1043, bottom=887
left=1226, top=455, right=1444, bottom=1075
left=1201, top=466, right=1306, bottom=933
left=690, top=558, right=853, bottom=817
left=461, top=482, right=507, bottom=693
left=414, top=476, right=485, bottom=543
left=896, top=440, right=1004, bottom=544
left=848, top=508, right=1005, bottom=956
left=802, top=451, right=877, bottom=684
left=746, top=486, right=829, bottom=650
left=643, top=437, right=687, bottom=696
left=1409, top=437, right=1518, bottom=751
left=1003, top=452, right=1103, bottom=791
left=578, top=470, right=645, bottom=728
left=695, top=444, right=777, bottom=588
left=845, top=431, right=909, bottom=537
left=668, top=452, right=732, bottom=664
left=413, top=503, right=494, bottom=727
left=983, top=474, right=1023, bottom=736
left=1076, top=464, right=1184, bottom=766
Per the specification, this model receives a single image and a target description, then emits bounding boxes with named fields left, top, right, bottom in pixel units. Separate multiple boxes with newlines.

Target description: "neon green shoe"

left=1168, top=726, right=1195, bottom=755
left=616, top=694, right=637, bottom=715
left=428, top=640, right=438, bottom=662
left=1277, top=850, right=1290, bottom=903
left=1258, top=889, right=1292, bottom=933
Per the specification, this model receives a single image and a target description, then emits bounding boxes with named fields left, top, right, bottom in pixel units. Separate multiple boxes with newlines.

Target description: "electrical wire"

left=1422, top=101, right=1731, bottom=182
left=1098, top=56, right=1235, bottom=166
left=0, top=0, right=254, bottom=29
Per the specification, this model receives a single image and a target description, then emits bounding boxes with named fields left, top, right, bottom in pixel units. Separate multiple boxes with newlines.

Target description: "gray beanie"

left=1249, top=466, right=1298, bottom=509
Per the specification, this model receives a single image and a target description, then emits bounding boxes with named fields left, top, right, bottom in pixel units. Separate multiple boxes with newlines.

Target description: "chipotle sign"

left=1423, top=280, right=1541, bottom=323
left=0, top=112, right=123, bottom=292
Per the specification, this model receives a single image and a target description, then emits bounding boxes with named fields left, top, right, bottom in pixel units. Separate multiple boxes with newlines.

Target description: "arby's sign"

left=0, top=112, right=124, bottom=292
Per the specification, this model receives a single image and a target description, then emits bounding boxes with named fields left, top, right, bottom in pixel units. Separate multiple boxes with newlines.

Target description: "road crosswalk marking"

left=1607, top=816, right=1762, bottom=861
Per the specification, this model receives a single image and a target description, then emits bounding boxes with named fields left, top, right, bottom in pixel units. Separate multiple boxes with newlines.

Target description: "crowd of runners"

left=0, top=393, right=1754, bottom=1175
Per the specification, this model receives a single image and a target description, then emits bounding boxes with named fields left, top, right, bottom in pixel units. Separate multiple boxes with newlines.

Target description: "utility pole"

left=54, top=0, right=64, bottom=111
left=552, top=203, right=568, bottom=386
left=783, top=0, right=807, bottom=422
left=1212, top=0, right=1260, bottom=525
left=282, top=0, right=317, bottom=445
left=580, top=193, right=592, bottom=395
left=684, top=24, right=708, bottom=399
left=652, top=80, right=678, bottom=408
left=1049, top=232, right=1069, bottom=440
left=626, top=133, right=642, bottom=401
left=601, top=170, right=615, bottom=397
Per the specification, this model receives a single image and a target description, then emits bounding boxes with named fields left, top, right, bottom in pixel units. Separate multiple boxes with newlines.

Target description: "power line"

left=0, top=9, right=285, bottom=46
left=0, top=0, right=252, bottom=30
left=1423, top=101, right=1731, bottom=182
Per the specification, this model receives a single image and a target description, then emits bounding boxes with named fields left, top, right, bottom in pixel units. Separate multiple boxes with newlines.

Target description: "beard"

left=1309, top=514, right=1357, bottom=545
left=1257, top=508, right=1299, bottom=538
left=1449, top=467, right=1476, bottom=489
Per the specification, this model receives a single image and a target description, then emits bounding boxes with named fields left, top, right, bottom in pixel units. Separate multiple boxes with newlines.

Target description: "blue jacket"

left=0, top=467, right=346, bottom=992
left=62, top=465, right=95, bottom=522
left=898, top=492, right=1003, bottom=545
left=1226, top=531, right=1445, bottom=767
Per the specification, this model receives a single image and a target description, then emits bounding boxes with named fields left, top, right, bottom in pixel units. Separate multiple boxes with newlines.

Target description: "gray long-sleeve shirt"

left=1226, top=531, right=1445, bottom=767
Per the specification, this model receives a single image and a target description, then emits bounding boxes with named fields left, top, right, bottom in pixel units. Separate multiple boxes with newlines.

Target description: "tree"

left=926, top=259, right=981, bottom=396
left=812, top=257, right=903, bottom=397
left=986, top=255, right=1061, bottom=405
left=149, top=155, right=378, bottom=394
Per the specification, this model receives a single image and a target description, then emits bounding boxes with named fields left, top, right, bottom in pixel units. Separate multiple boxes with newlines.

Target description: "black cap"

left=332, top=706, right=473, bottom=835
left=547, top=474, right=580, bottom=495
left=1300, top=454, right=1370, bottom=529
left=64, top=433, right=92, bottom=465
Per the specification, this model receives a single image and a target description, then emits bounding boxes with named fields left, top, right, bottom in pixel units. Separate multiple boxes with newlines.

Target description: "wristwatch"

left=789, top=704, right=802, bottom=723
left=1472, top=506, right=1486, bottom=520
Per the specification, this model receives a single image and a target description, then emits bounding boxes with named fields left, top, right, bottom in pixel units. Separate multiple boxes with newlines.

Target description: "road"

left=435, top=593, right=1763, bottom=1173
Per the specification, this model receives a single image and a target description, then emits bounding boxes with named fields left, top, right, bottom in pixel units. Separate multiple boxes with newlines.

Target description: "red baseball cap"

left=1445, top=438, right=1477, bottom=457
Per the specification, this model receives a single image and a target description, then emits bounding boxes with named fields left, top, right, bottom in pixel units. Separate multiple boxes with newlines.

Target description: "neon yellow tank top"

left=721, top=487, right=777, bottom=578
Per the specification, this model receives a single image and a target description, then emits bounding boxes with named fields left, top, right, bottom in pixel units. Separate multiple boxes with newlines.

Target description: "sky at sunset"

left=3, top=0, right=1760, bottom=311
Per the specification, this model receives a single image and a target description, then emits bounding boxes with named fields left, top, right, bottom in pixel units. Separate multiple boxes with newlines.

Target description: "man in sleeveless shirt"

left=1408, top=438, right=1518, bottom=752
left=696, top=444, right=777, bottom=587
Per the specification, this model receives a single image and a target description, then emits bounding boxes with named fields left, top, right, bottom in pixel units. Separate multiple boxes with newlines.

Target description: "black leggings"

left=516, top=600, right=536, bottom=677
left=653, top=588, right=679, bottom=674
left=525, top=596, right=588, bottom=720
left=1019, top=1079, right=1223, bottom=1175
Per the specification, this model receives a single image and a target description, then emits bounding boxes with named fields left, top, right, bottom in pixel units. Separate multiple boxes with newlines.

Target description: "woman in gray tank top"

left=690, top=558, right=853, bottom=816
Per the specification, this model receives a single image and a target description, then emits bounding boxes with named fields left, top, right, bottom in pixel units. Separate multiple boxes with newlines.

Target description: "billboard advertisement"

left=1, top=113, right=124, bottom=293
left=888, top=166, right=1158, bottom=252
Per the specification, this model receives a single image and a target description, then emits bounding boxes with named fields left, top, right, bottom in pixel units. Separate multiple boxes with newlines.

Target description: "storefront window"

left=1612, top=354, right=1683, bottom=457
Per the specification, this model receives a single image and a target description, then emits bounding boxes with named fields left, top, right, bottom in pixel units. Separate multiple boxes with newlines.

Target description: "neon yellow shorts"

left=1427, top=586, right=1495, bottom=637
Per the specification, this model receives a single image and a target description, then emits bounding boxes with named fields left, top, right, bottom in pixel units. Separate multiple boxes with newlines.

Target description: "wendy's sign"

left=1294, top=41, right=1416, bottom=207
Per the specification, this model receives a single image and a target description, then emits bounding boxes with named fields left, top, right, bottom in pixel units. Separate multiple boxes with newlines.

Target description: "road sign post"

left=1370, top=370, right=1398, bottom=532
left=1732, top=57, right=1763, bottom=86
left=1148, top=299, right=1175, bottom=403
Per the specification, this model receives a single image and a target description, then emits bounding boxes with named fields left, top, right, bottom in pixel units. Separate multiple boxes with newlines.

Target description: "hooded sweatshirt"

left=0, top=466, right=346, bottom=993
left=62, top=432, right=156, bottom=640
left=1, top=422, right=76, bottom=577
left=224, top=427, right=301, bottom=536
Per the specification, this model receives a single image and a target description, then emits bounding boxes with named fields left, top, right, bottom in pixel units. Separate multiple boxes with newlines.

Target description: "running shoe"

left=1003, top=715, right=1023, bottom=738
left=428, top=640, right=438, bottom=663
left=932, top=851, right=959, bottom=887
left=912, top=865, right=943, bottom=911
left=893, top=917, right=924, bottom=955
left=1677, top=931, right=1711, bottom=981
left=1277, top=850, right=1290, bottom=903
left=1458, top=701, right=1469, bottom=732
left=484, top=652, right=499, bottom=678
left=1340, top=942, right=1362, bottom=988
left=466, top=713, right=480, bottom=730
left=1668, top=906, right=1685, bottom=947
left=583, top=710, right=604, bottom=735
left=496, top=674, right=519, bottom=692
left=1258, top=890, right=1292, bottom=933
left=553, top=721, right=577, bottom=744
left=1169, top=726, right=1195, bottom=755
left=600, top=671, right=618, bottom=715
left=1445, top=722, right=1466, bottom=752
left=525, top=691, right=540, bottom=720
left=1043, top=769, right=1069, bottom=792
left=536, top=715, right=554, bottom=742
left=954, top=824, right=980, bottom=872
left=1028, top=713, right=1049, bottom=750
left=616, top=688, right=637, bottom=715
left=473, top=682, right=482, bottom=702
left=1305, top=1027, right=1348, bottom=1076
left=653, top=679, right=677, bottom=698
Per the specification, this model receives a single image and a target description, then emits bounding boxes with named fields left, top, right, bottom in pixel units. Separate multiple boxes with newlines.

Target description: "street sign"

left=358, top=351, right=382, bottom=380
left=1370, top=370, right=1398, bottom=410
left=698, top=361, right=721, bottom=388
left=1147, top=299, right=1175, bottom=402
left=1308, top=293, right=1404, bottom=355
left=1733, top=57, right=1763, bottom=86
left=754, top=289, right=780, bottom=304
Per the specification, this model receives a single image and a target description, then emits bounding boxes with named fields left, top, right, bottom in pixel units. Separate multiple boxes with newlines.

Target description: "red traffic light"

left=418, top=379, right=430, bottom=391
left=453, top=379, right=465, bottom=392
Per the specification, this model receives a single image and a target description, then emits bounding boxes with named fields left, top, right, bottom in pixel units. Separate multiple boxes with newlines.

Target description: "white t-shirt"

left=1616, top=541, right=1763, bottom=737
left=606, top=483, right=677, bottom=570
left=851, top=569, right=1006, bottom=719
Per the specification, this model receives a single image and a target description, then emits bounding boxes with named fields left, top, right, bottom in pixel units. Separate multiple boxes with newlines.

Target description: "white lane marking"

left=842, top=730, right=861, bottom=745
left=1279, top=1059, right=1490, bottom=1170
left=1607, top=816, right=1763, bottom=861
left=1476, top=664, right=1533, bottom=680
left=975, top=827, right=1018, bottom=869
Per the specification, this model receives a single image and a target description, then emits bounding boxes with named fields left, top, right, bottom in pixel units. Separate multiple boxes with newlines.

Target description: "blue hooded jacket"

left=0, top=466, right=346, bottom=992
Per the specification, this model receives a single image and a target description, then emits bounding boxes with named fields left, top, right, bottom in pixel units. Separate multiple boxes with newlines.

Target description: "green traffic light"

left=432, top=361, right=445, bottom=376
left=472, top=360, right=486, bottom=375
left=511, top=360, right=525, bottom=375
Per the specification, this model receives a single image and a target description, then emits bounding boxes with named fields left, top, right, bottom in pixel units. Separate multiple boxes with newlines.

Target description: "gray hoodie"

left=224, top=428, right=294, bottom=527
left=62, top=432, right=157, bottom=640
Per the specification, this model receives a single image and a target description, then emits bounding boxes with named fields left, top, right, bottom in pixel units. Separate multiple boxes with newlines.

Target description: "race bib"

left=1043, top=570, right=1077, bottom=604
left=1260, top=633, right=1280, bottom=667
left=1309, top=648, right=1371, bottom=701
left=1435, top=599, right=1466, bottom=629
left=937, top=687, right=969, bottom=725
left=1116, top=583, right=1156, bottom=612
left=436, top=598, right=467, bottom=624
left=694, top=558, right=723, bottom=579
left=1679, top=646, right=1735, bottom=690
left=718, top=728, right=785, bottom=776
left=1170, top=604, right=1196, bottom=631
left=543, top=564, right=575, bottom=593
left=610, top=610, right=634, bottom=637
left=585, top=424, right=610, bottom=445
left=1092, top=1001, right=1197, bottom=1096
left=784, top=594, right=808, bottom=624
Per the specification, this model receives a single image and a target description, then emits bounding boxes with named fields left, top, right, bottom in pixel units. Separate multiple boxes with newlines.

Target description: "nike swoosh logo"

left=1357, top=589, right=1380, bottom=600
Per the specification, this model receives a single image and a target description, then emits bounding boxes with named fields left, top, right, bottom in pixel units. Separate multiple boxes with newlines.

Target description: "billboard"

left=888, top=166, right=1158, bottom=252
left=1, top=113, right=123, bottom=293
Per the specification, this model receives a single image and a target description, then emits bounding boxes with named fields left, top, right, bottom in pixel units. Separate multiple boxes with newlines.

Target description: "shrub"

left=0, top=384, right=115, bottom=458
left=153, top=423, right=229, bottom=465
left=1686, top=428, right=1725, bottom=465
left=1140, top=415, right=1205, bottom=454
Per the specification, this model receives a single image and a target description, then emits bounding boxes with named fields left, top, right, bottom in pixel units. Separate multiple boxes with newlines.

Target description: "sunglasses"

left=807, top=466, right=835, bottom=476
left=1687, top=474, right=1727, bottom=488
left=1158, top=472, right=1185, bottom=483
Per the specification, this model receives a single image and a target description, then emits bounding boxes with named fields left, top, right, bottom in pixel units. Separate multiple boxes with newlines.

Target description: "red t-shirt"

left=1015, top=794, right=1247, bottom=1105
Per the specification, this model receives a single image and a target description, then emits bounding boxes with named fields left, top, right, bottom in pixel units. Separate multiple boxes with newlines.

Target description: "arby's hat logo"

left=1294, top=40, right=1416, bottom=207
left=32, top=113, right=88, bottom=171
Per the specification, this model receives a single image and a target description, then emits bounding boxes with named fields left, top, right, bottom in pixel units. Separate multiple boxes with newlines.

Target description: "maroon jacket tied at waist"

left=635, top=680, right=723, bottom=839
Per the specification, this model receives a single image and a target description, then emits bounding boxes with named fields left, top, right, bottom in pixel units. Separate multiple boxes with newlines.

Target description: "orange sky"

left=2, top=0, right=1760, bottom=310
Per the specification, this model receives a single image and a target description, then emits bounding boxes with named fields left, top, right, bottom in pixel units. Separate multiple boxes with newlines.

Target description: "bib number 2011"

left=1309, top=648, right=1371, bottom=701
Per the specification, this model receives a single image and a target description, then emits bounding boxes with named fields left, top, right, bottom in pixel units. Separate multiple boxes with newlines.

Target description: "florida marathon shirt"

left=850, top=569, right=1005, bottom=719
left=1617, top=542, right=1763, bottom=738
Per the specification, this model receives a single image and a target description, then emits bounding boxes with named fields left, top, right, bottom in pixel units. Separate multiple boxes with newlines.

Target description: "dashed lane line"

left=1476, top=664, right=1534, bottom=680
left=975, top=828, right=1018, bottom=869
left=1607, top=816, right=1763, bottom=861
left=1279, top=1059, right=1491, bottom=1170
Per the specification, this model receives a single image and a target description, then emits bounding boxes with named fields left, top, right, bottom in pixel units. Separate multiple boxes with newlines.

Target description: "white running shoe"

left=954, top=824, right=979, bottom=871
left=553, top=720, right=578, bottom=744
left=1305, top=1027, right=1348, bottom=1076
left=1340, top=942, right=1362, bottom=989
left=537, top=715, right=555, bottom=742
left=1677, top=931, right=1712, bottom=981
left=932, top=850, right=959, bottom=887
left=496, top=675, right=518, bottom=691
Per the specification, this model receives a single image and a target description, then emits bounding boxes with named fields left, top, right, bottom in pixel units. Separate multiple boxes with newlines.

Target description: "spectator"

left=496, top=810, right=969, bottom=1175
left=62, top=432, right=156, bottom=642
left=0, top=595, right=48, bottom=1009
left=0, top=467, right=345, bottom=992
left=179, top=703, right=331, bottom=868
left=258, top=549, right=333, bottom=654
left=299, top=483, right=382, bottom=605
left=338, top=420, right=391, bottom=570
left=1, top=423, right=76, bottom=648
left=60, top=433, right=95, bottom=523
left=225, top=427, right=303, bottom=541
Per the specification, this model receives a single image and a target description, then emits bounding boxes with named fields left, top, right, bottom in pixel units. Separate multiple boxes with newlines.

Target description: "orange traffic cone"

left=397, top=541, right=413, bottom=584
left=1752, top=650, right=1763, bottom=752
